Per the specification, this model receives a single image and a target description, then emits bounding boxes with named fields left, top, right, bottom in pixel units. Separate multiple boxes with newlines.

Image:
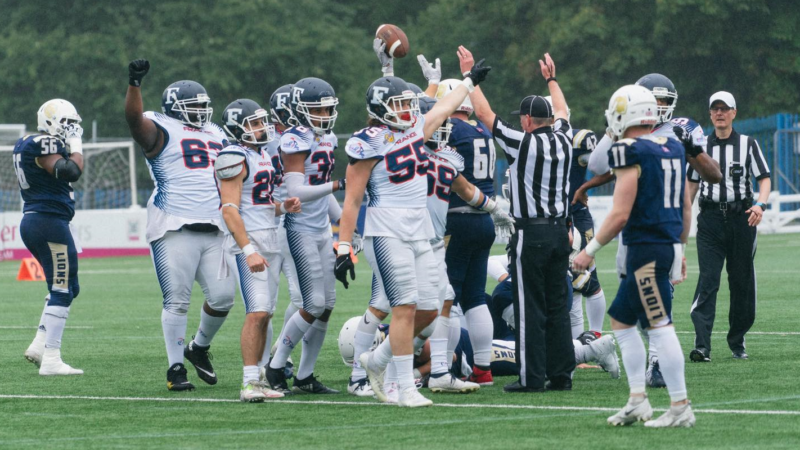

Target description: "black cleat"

left=184, top=339, right=217, bottom=385
left=545, top=379, right=573, bottom=391
left=732, top=351, right=749, bottom=360
left=503, top=380, right=545, bottom=393
left=689, top=348, right=711, bottom=363
left=266, top=365, right=293, bottom=395
left=167, top=363, right=195, bottom=391
left=646, top=359, right=667, bottom=388
left=292, top=374, right=340, bottom=394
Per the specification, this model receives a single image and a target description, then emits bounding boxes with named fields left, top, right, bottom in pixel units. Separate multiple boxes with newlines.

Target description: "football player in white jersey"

left=215, top=99, right=301, bottom=402
left=581, top=73, right=722, bottom=389
left=126, top=59, right=235, bottom=391
left=265, top=77, right=345, bottom=395
left=335, top=57, right=492, bottom=407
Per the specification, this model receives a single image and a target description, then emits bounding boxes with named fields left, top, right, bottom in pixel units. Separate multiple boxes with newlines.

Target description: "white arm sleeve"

left=283, top=172, right=334, bottom=202
left=328, top=195, right=342, bottom=222
left=588, top=133, right=613, bottom=175
left=487, top=254, right=510, bottom=282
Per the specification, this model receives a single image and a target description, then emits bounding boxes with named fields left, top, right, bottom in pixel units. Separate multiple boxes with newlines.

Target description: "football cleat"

left=689, top=348, right=711, bottom=363
left=360, top=352, right=387, bottom=402
left=645, top=403, right=696, bottom=428
left=240, top=381, right=284, bottom=402
left=398, top=388, right=433, bottom=408
left=347, top=377, right=374, bottom=397
left=166, top=363, right=194, bottom=391
left=591, top=335, right=620, bottom=379
left=265, top=365, right=293, bottom=395
left=385, top=381, right=399, bottom=404
left=646, top=357, right=666, bottom=388
left=732, top=351, right=748, bottom=360
left=184, top=339, right=217, bottom=385
left=428, top=373, right=480, bottom=393
left=24, top=334, right=45, bottom=368
left=292, top=374, right=340, bottom=395
left=607, top=396, right=653, bottom=426
left=39, top=348, right=83, bottom=376
left=465, top=366, right=493, bottom=386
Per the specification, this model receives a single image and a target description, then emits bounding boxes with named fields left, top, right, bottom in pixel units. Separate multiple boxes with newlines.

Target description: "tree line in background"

left=1, top=0, right=798, bottom=143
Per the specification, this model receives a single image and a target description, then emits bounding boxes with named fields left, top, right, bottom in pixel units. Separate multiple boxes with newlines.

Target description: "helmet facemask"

left=296, top=97, right=338, bottom=134
left=171, top=93, right=213, bottom=128
left=651, top=87, right=677, bottom=123
left=374, top=91, right=419, bottom=130
left=430, top=119, right=452, bottom=149
left=237, top=109, right=275, bottom=145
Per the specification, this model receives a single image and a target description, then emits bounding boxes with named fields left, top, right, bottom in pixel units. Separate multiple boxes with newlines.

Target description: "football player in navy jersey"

left=16, top=99, right=85, bottom=376
left=573, top=85, right=695, bottom=428
left=433, top=78, right=502, bottom=386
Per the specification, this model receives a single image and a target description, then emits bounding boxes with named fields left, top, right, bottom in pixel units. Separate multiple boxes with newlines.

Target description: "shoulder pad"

left=615, top=138, right=636, bottom=146
left=345, top=135, right=383, bottom=160
left=641, top=135, right=669, bottom=145
left=571, top=129, right=598, bottom=151
left=215, top=149, right=246, bottom=179
left=432, top=147, right=466, bottom=173
left=280, top=127, right=313, bottom=153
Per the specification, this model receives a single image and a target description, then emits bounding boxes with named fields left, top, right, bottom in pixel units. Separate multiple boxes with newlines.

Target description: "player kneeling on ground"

left=216, top=100, right=301, bottom=402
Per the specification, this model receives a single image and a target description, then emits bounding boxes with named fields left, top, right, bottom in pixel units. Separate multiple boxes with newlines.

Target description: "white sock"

left=585, top=289, right=606, bottom=333
left=429, top=316, right=450, bottom=376
left=269, top=312, right=311, bottom=369
left=384, top=359, right=398, bottom=386
left=446, top=316, right=460, bottom=368
left=297, top=319, right=328, bottom=380
left=258, top=320, right=274, bottom=367
left=194, top=309, right=226, bottom=347
left=371, top=337, right=393, bottom=370
left=243, top=365, right=259, bottom=385
left=44, top=305, right=69, bottom=349
left=352, top=310, right=381, bottom=379
left=648, top=341, right=658, bottom=361
left=38, top=295, right=50, bottom=332
left=281, top=302, right=299, bottom=335
left=570, top=293, right=584, bottom=338
left=393, top=354, right=415, bottom=392
left=572, top=339, right=589, bottom=364
left=614, top=327, right=647, bottom=395
left=648, top=327, right=687, bottom=402
left=465, top=305, right=493, bottom=367
left=161, top=309, right=187, bottom=366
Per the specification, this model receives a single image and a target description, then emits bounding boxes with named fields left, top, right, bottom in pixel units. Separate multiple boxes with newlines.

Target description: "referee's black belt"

left=514, top=217, right=566, bottom=226
left=699, top=198, right=751, bottom=214
left=181, top=223, right=220, bottom=233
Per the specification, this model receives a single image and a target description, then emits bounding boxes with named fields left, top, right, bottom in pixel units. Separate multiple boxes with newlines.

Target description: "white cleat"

left=347, top=377, right=374, bottom=397
left=385, top=381, right=399, bottom=404
left=607, top=396, right=653, bottom=426
left=24, top=334, right=45, bottom=368
left=39, top=348, right=83, bottom=376
left=398, top=387, right=433, bottom=408
left=359, top=352, right=387, bottom=403
left=645, top=403, right=696, bottom=428
left=428, top=373, right=480, bottom=393
left=591, top=335, right=620, bottom=379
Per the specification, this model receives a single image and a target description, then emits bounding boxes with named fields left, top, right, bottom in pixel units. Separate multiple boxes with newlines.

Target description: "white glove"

left=64, top=123, right=84, bottom=154
left=352, top=231, right=364, bottom=255
left=373, top=38, right=394, bottom=76
left=490, top=209, right=515, bottom=240
left=417, top=54, right=441, bottom=86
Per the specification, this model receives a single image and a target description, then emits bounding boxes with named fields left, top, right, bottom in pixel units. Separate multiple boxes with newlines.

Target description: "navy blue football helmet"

left=366, top=76, right=419, bottom=130
left=407, top=82, right=425, bottom=98
left=269, top=84, right=295, bottom=128
left=222, top=99, right=274, bottom=145
left=635, top=73, right=677, bottom=123
left=290, top=77, right=338, bottom=134
left=418, top=96, right=450, bottom=149
left=161, top=80, right=212, bottom=128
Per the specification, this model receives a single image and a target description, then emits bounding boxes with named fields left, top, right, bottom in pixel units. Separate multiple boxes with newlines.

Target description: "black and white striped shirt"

left=687, top=129, right=770, bottom=202
left=493, top=117, right=572, bottom=218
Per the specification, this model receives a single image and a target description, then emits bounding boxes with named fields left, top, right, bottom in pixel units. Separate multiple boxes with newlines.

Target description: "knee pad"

left=302, top=300, right=325, bottom=319
left=164, top=300, right=190, bottom=315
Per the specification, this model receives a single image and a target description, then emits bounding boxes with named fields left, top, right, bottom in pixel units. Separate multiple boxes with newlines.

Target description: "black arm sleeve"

left=53, top=157, right=82, bottom=182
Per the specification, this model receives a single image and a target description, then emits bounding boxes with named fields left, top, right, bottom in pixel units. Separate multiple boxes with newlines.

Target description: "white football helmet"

left=338, top=316, right=382, bottom=367
left=605, top=85, right=658, bottom=138
left=37, top=99, right=82, bottom=139
left=435, top=79, right=473, bottom=115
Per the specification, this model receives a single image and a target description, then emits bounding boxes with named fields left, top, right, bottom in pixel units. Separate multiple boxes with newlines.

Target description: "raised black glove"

left=673, top=126, right=703, bottom=158
left=334, top=254, right=355, bottom=289
left=129, top=59, right=150, bottom=87
left=466, top=59, right=492, bottom=87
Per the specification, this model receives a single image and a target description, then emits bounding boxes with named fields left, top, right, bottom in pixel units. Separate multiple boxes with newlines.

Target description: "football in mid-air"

left=376, top=24, right=409, bottom=59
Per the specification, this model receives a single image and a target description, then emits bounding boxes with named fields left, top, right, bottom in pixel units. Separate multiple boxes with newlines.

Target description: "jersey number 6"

left=181, top=139, right=224, bottom=169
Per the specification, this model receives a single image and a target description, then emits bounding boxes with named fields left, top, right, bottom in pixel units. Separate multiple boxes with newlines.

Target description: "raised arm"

left=540, top=53, right=567, bottom=122
left=458, top=46, right=496, bottom=131
left=124, top=59, right=164, bottom=159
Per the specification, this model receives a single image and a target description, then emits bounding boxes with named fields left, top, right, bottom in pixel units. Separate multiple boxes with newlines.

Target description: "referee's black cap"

left=510, top=95, right=552, bottom=118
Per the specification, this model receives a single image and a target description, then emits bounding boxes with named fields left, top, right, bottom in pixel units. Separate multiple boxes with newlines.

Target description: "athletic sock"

left=258, top=320, right=274, bottom=368
left=371, top=337, right=393, bottom=370
left=570, top=293, right=584, bottom=338
left=243, top=365, right=259, bottom=385
left=161, top=309, right=187, bottom=367
left=384, top=359, right=398, bottom=387
left=429, top=316, right=450, bottom=376
left=352, top=310, right=381, bottom=380
left=44, top=305, right=69, bottom=349
left=585, top=289, right=606, bottom=333
left=465, top=305, right=493, bottom=367
left=393, top=354, right=415, bottom=392
left=269, top=312, right=311, bottom=369
left=572, top=339, right=590, bottom=364
left=648, top=326, right=687, bottom=402
left=614, top=327, right=647, bottom=395
left=446, top=316, right=460, bottom=369
left=194, top=309, right=226, bottom=347
left=38, top=295, right=50, bottom=332
left=275, top=303, right=299, bottom=355
left=296, top=319, right=328, bottom=380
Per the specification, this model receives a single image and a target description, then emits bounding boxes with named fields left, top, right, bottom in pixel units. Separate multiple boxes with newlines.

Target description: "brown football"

left=375, top=24, right=409, bottom=59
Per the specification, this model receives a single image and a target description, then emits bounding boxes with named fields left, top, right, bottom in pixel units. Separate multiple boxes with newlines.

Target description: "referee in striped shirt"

left=687, top=91, right=771, bottom=362
left=458, top=47, right=575, bottom=392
